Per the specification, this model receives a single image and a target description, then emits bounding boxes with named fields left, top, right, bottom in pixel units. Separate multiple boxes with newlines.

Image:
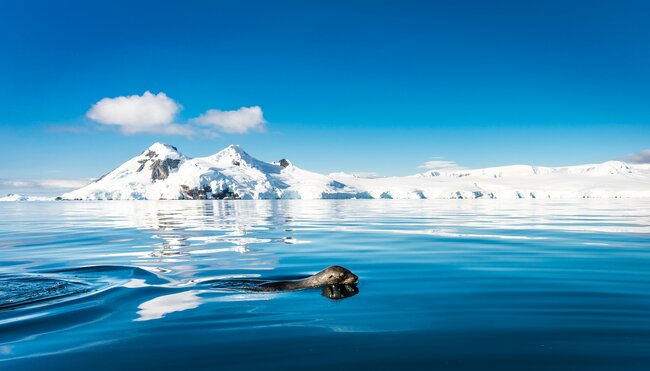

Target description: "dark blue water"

left=1, top=200, right=649, bottom=370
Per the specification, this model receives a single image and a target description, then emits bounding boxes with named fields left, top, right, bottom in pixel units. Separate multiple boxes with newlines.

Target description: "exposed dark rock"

left=212, top=189, right=240, bottom=200
left=136, top=159, right=148, bottom=172
left=179, top=184, right=240, bottom=200
left=232, top=160, right=241, bottom=166
left=150, top=159, right=181, bottom=181
left=180, top=185, right=206, bottom=199
left=168, top=159, right=181, bottom=169
left=414, top=190, right=427, bottom=199
left=471, top=191, right=496, bottom=199
left=150, top=160, right=167, bottom=181
left=279, top=159, right=291, bottom=168
left=145, top=150, right=157, bottom=158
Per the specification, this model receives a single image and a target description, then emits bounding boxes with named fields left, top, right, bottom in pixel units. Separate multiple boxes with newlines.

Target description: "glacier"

left=50, top=142, right=650, bottom=200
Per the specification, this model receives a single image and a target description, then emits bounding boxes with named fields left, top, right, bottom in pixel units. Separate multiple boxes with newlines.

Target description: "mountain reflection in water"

left=1, top=200, right=649, bottom=370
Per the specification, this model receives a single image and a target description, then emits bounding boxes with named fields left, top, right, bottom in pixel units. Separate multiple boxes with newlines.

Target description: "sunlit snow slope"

left=61, top=143, right=362, bottom=200
left=60, top=143, right=650, bottom=200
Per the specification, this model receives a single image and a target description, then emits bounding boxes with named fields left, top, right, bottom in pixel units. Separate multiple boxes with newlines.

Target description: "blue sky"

left=1, top=0, right=649, bottom=194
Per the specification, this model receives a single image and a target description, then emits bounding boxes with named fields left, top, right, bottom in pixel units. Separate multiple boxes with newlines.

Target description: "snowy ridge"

left=0, top=194, right=55, bottom=202
left=61, top=143, right=364, bottom=200
left=417, top=161, right=643, bottom=178
left=55, top=143, right=650, bottom=200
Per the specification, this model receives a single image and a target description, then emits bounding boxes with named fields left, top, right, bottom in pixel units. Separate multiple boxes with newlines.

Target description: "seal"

left=206, top=266, right=360, bottom=300
left=257, top=266, right=358, bottom=292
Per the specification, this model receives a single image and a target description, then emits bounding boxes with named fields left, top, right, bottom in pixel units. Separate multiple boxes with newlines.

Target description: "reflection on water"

left=135, top=290, right=206, bottom=322
left=0, top=200, right=649, bottom=370
left=322, top=284, right=359, bottom=300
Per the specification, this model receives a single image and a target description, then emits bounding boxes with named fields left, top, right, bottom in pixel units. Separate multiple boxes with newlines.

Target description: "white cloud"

left=86, top=91, right=191, bottom=135
left=85, top=92, right=266, bottom=136
left=418, top=157, right=464, bottom=170
left=192, top=106, right=266, bottom=134
left=622, top=149, right=650, bottom=164
left=0, top=178, right=90, bottom=189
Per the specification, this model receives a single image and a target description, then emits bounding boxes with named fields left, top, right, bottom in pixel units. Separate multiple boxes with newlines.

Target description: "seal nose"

left=350, top=273, right=359, bottom=283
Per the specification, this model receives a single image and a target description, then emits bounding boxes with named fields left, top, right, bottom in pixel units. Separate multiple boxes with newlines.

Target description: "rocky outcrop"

left=150, top=159, right=181, bottom=181
left=180, top=184, right=240, bottom=200
left=136, top=159, right=148, bottom=172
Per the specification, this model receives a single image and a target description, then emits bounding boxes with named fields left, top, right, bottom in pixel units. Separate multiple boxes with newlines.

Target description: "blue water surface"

left=1, top=200, right=649, bottom=370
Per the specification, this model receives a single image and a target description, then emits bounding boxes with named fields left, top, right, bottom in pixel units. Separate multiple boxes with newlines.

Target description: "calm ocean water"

left=1, top=200, right=649, bottom=370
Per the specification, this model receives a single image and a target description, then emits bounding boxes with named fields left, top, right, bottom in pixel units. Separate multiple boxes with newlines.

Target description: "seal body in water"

left=258, top=266, right=358, bottom=292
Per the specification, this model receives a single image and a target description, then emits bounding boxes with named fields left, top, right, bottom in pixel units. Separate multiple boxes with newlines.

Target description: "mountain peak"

left=224, top=144, right=246, bottom=154
left=143, top=142, right=179, bottom=154
left=212, top=144, right=254, bottom=165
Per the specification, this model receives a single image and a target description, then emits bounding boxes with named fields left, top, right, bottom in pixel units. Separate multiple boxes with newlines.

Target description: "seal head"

left=305, top=266, right=358, bottom=287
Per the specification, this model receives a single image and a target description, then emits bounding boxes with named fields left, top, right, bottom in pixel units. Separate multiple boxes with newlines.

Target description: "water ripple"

left=0, top=200, right=649, bottom=370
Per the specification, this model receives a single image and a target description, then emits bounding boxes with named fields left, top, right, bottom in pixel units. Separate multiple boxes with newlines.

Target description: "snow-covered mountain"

left=61, top=143, right=362, bottom=200
left=58, top=143, right=650, bottom=200
left=337, top=160, right=650, bottom=199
